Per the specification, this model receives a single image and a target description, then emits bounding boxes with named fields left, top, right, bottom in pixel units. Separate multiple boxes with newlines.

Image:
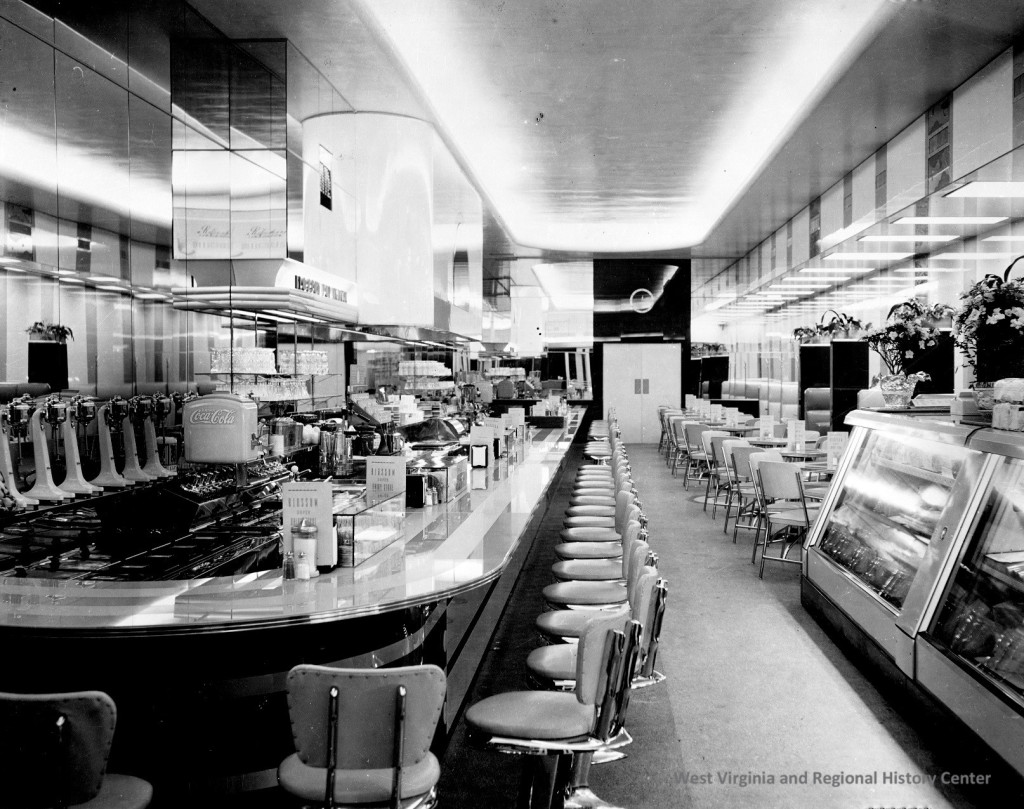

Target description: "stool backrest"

left=285, top=664, right=446, bottom=770
left=575, top=613, right=631, bottom=708
left=0, top=690, right=116, bottom=808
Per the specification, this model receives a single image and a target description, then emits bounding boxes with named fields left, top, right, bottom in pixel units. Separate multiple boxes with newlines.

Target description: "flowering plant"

left=792, top=311, right=869, bottom=343
left=952, top=257, right=1024, bottom=382
left=865, top=299, right=953, bottom=375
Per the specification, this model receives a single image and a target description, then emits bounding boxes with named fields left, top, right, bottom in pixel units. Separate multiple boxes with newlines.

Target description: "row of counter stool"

left=464, top=413, right=668, bottom=809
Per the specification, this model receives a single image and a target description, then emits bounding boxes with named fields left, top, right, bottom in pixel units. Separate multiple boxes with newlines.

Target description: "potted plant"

left=951, top=256, right=1024, bottom=410
left=25, top=322, right=73, bottom=393
left=25, top=322, right=74, bottom=343
left=818, top=310, right=868, bottom=340
left=865, top=299, right=951, bottom=407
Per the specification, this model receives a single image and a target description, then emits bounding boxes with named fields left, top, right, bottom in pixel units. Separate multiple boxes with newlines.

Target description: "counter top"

left=0, top=413, right=583, bottom=636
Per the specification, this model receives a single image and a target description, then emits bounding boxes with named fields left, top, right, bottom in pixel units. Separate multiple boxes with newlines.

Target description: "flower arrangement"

left=792, top=310, right=869, bottom=344
left=951, top=256, right=1024, bottom=383
left=25, top=322, right=74, bottom=343
left=865, top=299, right=952, bottom=375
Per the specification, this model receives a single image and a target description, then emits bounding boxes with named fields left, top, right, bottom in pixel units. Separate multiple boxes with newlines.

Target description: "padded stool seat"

left=554, top=541, right=622, bottom=560
left=542, top=580, right=627, bottom=607
left=559, top=527, right=621, bottom=542
left=565, top=504, right=616, bottom=517
left=563, top=519, right=615, bottom=531
left=278, top=752, right=440, bottom=804
left=552, top=558, right=623, bottom=581
left=569, top=494, right=617, bottom=506
left=536, top=606, right=628, bottom=640
left=465, top=692, right=593, bottom=740
left=527, top=644, right=577, bottom=683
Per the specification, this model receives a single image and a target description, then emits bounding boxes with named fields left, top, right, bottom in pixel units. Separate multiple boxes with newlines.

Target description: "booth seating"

left=804, top=387, right=831, bottom=434
left=0, top=690, right=153, bottom=809
left=278, top=664, right=447, bottom=809
left=0, top=382, right=51, bottom=403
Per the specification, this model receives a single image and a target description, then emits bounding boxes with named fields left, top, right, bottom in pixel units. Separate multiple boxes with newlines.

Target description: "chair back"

left=706, top=433, right=730, bottom=471
left=700, top=430, right=728, bottom=466
left=757, top=460, right=804, bottom=503
left=575, top=613, right=632, bottom=708
left=721, top=439, right=751, bottom=483
left=731, top=444, right=760, bottom=483
left=285, top=664, right=445, bottom=771
left=683, top=422, right=709, bottom=452
left=0, top=690, right=116, bottom=808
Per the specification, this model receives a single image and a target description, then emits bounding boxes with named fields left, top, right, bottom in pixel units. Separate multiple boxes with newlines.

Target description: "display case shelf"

left=873, top=456, right=955, bottom=487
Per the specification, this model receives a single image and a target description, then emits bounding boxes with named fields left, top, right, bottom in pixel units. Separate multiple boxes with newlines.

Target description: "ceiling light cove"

left=356, top=0, right=894, bottom=252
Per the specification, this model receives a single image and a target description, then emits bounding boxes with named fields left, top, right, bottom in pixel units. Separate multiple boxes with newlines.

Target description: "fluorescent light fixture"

left=95, top=285, right=127, bottom=292
left=704, top=296, right=737, bottom=311
left=780, top=278, right=833, bottom=285
left=59, top=277, right=85, bottom=285
left=859, top=234, right=957, bottom=243
left=800, top=266, right=874, bottom=274
left=982, top=235, right=1024, bottom=242
left=824, top=252, right=913, bottom=261
left=892, top=216, right=1007, bottom=226
left=892, top=266, right=966, bottom=274
left=0, top=257, right=19, bottom=265
left=928, top=252, right=1018, bottom=261
left=794, top=273, right=850, bottom=281
left=944, top=181, right=1024, bottom=198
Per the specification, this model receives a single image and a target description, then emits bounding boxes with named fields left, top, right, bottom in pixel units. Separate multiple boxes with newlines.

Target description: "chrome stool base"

left=591, top=749, right=628, bottom=765
left=564, top=786, right=626, bottom=809
left=631, top=670, right=666, bottom=689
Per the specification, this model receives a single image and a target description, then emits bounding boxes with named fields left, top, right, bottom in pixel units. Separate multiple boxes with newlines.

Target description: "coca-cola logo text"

left=188, top=408, right=237, bottom=426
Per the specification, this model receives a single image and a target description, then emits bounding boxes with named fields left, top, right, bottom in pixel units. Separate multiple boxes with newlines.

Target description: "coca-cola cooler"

left=183, top=394, right=261, bottom=463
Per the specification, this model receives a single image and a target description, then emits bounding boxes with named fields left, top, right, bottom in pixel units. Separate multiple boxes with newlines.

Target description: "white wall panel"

left=886, top=117, right=926, bottom=216
left=852, top=155, right=876, bottom=224
left=952, top=49, right=1013, bottom=181
left=821, top=180, right=845, bottom=246
left=355, top=114, right=434, bottom=326
left=792, top=208, right=810, bottom=267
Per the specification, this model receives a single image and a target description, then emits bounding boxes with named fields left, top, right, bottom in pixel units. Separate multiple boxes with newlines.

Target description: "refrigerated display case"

left=803, top=411, right=987, bottom=674
left=917, top=430, right=1024, bottom=777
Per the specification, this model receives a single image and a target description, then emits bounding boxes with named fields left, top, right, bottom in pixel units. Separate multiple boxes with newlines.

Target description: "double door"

left=602, top=343, right=681, bottom=444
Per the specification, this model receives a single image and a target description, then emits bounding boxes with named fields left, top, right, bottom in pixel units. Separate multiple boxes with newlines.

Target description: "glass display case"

left=333, top=488, right=406, bottom=567
left=803, top=411, right=985, bottom=674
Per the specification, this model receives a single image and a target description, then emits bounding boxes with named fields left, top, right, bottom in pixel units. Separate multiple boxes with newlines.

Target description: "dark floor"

left=438, top=443, right=1024, bottom=809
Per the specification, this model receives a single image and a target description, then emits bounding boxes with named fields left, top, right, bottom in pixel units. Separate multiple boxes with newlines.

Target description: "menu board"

left=281, top=481, right=336, bottom=566
left=826, top=431, right=848, bottom=469
left=786, top=419, right=806, bottom=450
left=366, top=456, right=407, bottom=502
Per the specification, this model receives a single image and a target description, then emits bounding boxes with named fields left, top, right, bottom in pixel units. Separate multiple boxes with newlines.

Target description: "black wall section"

left=593, top=258, right=690, bottom=343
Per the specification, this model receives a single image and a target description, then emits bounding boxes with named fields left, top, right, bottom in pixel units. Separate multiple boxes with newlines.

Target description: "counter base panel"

left=916, top=636, right=1024, bottom=778
left=806, top=548, right=914, bottom=674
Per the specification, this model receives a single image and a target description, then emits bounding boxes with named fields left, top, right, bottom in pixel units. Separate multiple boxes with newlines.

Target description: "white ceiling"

left=193, top=0, right=1024, bottom=279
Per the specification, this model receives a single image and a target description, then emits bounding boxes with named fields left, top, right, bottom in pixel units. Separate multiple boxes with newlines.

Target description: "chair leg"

left=722, top=487, right=734, bottom=533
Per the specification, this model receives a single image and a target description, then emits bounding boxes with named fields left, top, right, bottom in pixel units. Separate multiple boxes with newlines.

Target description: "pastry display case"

left=916, top=430, right=1024, bottom=777
left=803, top=411, right=986, bottom=674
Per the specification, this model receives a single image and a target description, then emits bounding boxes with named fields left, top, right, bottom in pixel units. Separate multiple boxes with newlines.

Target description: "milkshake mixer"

left=122, top=396, right=156, bottom=482
left=140, top=395, right=174, bottom=478
left=58, top=396, right=100, bottom=495
left=90, top=396, right=131, bottom=488
left=0, top=399, right=38, bottom=508
left=23, top=396, right=73, bottom=502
